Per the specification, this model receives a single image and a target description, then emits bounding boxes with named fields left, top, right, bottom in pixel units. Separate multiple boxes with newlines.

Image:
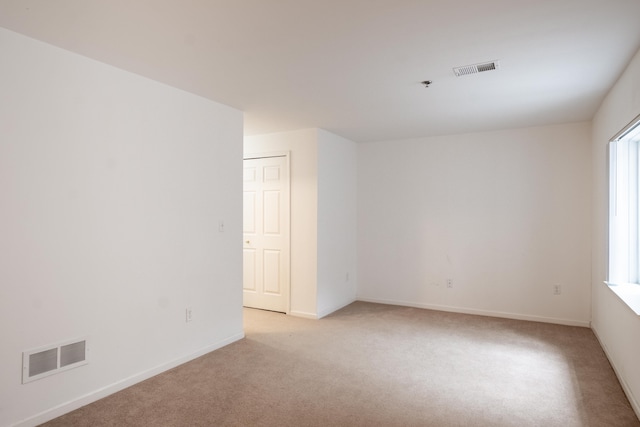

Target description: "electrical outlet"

left=346, top=272, right=350, bottom=282
left=446, top=279, right=453, bottom=288
left=186, top=307, right=193, bottom=323
left=553, top=284, right=562, bottom=295
left=218, top=220, right=224, bottom=232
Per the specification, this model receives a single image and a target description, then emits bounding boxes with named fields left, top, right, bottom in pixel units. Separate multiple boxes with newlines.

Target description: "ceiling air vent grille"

left=453, top=61, right=500, bottom=77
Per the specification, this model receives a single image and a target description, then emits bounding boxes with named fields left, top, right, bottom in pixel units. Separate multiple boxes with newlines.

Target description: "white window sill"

left=605, top=282, right=640, bottom=315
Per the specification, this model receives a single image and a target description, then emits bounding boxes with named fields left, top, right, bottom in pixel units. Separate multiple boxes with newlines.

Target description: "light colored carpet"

left=43, top=302, right=639, bottom=426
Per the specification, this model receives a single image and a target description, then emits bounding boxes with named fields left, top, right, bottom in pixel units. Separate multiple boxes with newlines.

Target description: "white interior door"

left=243, top=155, right=290, bottom=313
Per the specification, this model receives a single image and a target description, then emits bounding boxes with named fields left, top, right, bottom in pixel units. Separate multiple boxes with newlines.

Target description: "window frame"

left=606, top=113, right=640, bottom=315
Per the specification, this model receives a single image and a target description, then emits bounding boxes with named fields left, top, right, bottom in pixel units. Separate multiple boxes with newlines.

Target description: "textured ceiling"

left=1, top=0, right=639, bottom=142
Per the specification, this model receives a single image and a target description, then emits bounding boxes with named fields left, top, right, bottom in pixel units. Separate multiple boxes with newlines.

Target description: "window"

left=608, top=115, right=640, bottom=313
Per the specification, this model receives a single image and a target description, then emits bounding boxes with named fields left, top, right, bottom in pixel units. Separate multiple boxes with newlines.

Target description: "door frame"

left=243, top=151, right=291, bottom=314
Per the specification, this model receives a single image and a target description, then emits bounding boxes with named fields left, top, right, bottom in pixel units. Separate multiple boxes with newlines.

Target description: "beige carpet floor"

left=43, top=302, right=639, bottom=426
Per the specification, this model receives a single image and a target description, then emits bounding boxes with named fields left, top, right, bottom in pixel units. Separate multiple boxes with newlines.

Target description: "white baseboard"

left=317, top=298, right=357, bottom=319
left=289, top=310, right=318, bottom=319
left=355, top=296, right=591, bottom=327
left=14, top=332, right=245, bottom=427
left=290, top=298, right=358, bottom=320
left=591, top=324, right=640, bottom=420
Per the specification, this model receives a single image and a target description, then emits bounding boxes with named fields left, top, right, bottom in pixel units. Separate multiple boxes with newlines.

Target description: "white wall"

left=0, top=27, right=244, bottom=427
left=591, top=46, right=640, bottom=415
left=317, top=129, right=358, bottom=317
left=357, top=122, right=592, bottom=326
left=244, top=129, right=319, bottom=318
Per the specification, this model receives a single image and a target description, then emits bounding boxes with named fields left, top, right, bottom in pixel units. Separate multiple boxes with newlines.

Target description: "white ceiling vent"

left=453, top=61, right=500, bottom=77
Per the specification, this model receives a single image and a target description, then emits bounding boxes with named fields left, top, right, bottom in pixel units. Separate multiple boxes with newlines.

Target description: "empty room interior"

left=2, top=1, right=640, bottom=426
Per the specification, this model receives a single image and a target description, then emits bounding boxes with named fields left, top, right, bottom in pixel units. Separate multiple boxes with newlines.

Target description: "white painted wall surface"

left=317, top=129, right=358, bottom=317
left=357, top=122, right=592, bottom=326
left=591, top=46, right=640, bottom=415
left=0, top=28, right=243, bottom=427
left=244, top=129, right=319, bottom=318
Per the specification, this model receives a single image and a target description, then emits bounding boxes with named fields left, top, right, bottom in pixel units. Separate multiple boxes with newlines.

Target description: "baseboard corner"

left=317, top=298, right=357, bottom=319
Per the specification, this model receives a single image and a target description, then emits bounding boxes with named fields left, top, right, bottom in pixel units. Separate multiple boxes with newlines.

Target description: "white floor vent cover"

left=453, top=60, right=500, bottom=77
left=22, top=338, right=89, bottom=384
